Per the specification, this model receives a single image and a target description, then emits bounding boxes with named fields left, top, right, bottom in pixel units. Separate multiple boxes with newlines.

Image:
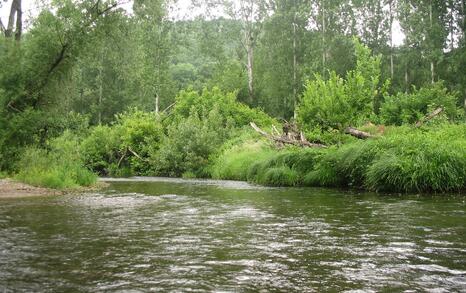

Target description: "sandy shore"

left=0, top=179, right=63, bottom=198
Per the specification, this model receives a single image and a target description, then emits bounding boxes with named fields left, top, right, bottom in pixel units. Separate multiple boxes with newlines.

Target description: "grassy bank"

left=211, top=124, right=466, bottom=193
left=2, top=87, right=464, bottom=193
left=14, top=132, right=97, bottom=189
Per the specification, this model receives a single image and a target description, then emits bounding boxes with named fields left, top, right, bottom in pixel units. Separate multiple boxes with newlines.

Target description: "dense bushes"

left=297, top=39, right=385, bottom=132
left=169, top=87, right=276, bottom=128
left=80, top=109, right=163, bottom=176
left=155, top=107, right=230, bottom=177
left=15, top=132, right=96, bottom=189
left=78, top=88, right=275, bottom=178
left=210, top=137, right=275, bottom=181
left=380, top=82, right=462, bottom=125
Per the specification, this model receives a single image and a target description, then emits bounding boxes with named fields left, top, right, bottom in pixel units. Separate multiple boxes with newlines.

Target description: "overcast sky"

left=1, top=0, right=405, bottom=45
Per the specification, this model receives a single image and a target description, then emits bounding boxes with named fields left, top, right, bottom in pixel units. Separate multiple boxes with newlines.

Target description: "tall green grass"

left=211, top=124, right=466, bottom=193
left=15, top=132, right=97, bottom=189
left=306, top=124, right=466, bottom=193
left=210, top=140, right=275, bottom=181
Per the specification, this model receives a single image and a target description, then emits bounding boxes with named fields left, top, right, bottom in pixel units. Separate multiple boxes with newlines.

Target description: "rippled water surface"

left=1, top=177, right=465, bottom=292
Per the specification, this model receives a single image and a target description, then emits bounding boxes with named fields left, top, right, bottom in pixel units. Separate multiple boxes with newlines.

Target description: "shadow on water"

left=1, top=177, right=465, bottom=291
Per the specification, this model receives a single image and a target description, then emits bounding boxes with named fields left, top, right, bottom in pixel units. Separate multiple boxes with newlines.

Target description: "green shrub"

left=15, top=132, right=97, bottom=189
left=80, top=125, right=120, bottom=175
left=380, top=82, right=461, bottom=125
left=80, top=109, right=163, bottom=176
left=169, top=87, right=276, bottom=128
left=0, top=170, right=8, bottom=179
left=364, top=125, right=466, bottom=192
left=297, top=39, right=385, bottom=132
left=154, top=106, right=231, bottom=177
left=302, top=147, right=345, bottom=187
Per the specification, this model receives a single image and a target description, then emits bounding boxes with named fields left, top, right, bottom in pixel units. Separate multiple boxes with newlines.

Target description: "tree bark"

left=250, top=122, right=327, bottom=148
left=415, top=107, right=443, bottom=127
left=429, top=1, right=435, bottom=83
left=344, top=127, right=374, bottom=139
left=14, top=0, right=21, bottom=41
left=321, top=0, right=326, bottom=77
left=246, top=33, right=254, bottom=103
left=292, top=8, right=297, bottom=118
left=0, top=18, right=5, bottom=34
left=389, top=0, right=394, bottom=79
left=98, top=48, right=104, bottom=125
left=5, top=0, right=21, bottom=40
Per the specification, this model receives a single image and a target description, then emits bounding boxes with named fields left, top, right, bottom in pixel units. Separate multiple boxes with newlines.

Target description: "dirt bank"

left=0, top=179, right=63, bottom=198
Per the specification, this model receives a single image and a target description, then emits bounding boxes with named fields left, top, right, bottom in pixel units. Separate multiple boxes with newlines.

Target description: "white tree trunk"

left=321, top=0, right=326, bottom=77
left=246, top=35, right=254, bottom=103
left=293, top=12, right=297, bottom=118
left=389, top=0, right=394, bottom=79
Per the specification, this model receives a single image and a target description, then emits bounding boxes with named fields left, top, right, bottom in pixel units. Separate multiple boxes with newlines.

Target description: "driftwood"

left=415, top=107, right=443, bottom=127
left=117, top=147, right=149, bottom=166
left=250, top=122, right=327, bottom=148
left=345, top=127, right=374, bottom=139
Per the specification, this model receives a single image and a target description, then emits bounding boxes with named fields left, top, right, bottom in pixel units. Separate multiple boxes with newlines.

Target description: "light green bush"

left=154, top=106, right=231, bottom=177
left=80, top=109, right=163, bottom=176
left=169, top=87, right=277, bottom=128
left=15, top=132, right=96, bottom=189
left=297, top=39, right=386, bottom=133
left=380, top=82, right=461, bottom=125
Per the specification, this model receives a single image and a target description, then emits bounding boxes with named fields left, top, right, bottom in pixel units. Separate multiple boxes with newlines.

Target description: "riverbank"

left=0, top=178, right=108, bottom=198
left=0, top=179, right=63, bottom=198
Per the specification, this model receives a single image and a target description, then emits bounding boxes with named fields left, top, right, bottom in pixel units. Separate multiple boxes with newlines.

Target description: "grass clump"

left=210, top=137, right=275, bottom=181
left=303, top=124, right=466, bottom=193
left=364, top=126, right=466, bottom=193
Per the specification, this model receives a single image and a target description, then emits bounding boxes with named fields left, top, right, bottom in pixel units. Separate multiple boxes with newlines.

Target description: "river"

left=1, top=177, right=465, bottom=292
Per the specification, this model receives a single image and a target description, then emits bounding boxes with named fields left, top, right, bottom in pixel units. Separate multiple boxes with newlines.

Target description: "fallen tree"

left=250, top=122, right=327, bottom=148
left=415, top=107, right=443, bottom=128
left=344, top=126, right=374, bottom=139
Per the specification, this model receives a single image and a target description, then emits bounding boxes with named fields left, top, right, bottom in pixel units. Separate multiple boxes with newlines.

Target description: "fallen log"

left=250, top=122, right=327, bottom=148
left=415, top=107, right=443, bottom=127
left=344, top=127, right=374, bottom=139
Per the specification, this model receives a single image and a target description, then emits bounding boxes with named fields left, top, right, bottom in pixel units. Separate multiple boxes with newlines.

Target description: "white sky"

left=0, top=0, right=405, bottom=46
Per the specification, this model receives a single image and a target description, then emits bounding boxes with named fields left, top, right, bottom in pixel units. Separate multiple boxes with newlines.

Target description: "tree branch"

left=250, top=122, right=327, bottom=148
left=415, top=107, right=443, bottom=127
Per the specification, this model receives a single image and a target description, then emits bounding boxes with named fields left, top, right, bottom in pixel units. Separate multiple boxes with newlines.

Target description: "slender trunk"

left=5, top=0, right=21, bottom=38
left=292, top=10, right=297, bottom=118
left=14, top=0, right=21, bottom=41
left=429, top=1, right=435, bottom=83
left=322, top=0, right=326, bottom=77
left=246, top=32, right=254, bottom=103
left=98, top=49, right=103, bottom=125
left=449, top=0, right=454, bottom=51
left=389, top=0, right=394, bottom=79
left=155, top=93, right=159, bottom=114
left=0, top=18, right=5, bottom=34
left=404, top=64, right=408, bottom=92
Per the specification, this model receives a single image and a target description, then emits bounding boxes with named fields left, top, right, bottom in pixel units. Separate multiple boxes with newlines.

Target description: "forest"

left=0, top=0, right=465, bottom=193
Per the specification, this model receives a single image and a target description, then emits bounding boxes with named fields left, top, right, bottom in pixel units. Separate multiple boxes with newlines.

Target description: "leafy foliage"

left=380, top=82, right=462, bottom=125
left=80, top=109, right=163, bottom=176
left=297, top=39, right=386, bottom=132
left=15, top=132, right=96, bottom=189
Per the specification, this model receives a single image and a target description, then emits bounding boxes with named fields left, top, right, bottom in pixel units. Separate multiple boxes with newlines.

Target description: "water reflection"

left=0, top=178, right=465, bottom=291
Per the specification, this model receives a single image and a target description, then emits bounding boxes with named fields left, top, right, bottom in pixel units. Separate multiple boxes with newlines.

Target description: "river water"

left=1, top=177, right=465, bottom=292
